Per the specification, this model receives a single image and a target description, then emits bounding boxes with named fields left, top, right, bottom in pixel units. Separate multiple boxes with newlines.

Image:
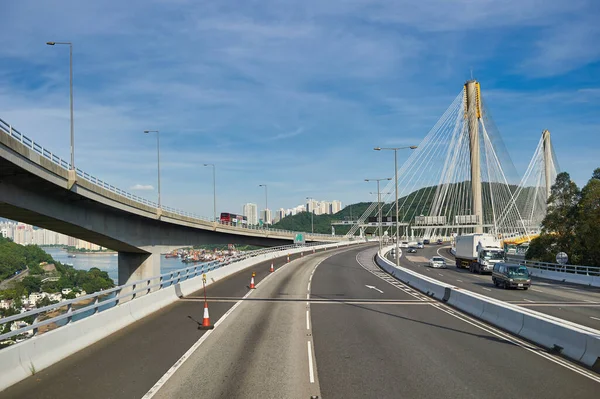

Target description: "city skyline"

left=2, top=1, right=599, bottom=220
left=1, top=220, right=105, bottom=250
left=241, top=199, right=343, bottom=224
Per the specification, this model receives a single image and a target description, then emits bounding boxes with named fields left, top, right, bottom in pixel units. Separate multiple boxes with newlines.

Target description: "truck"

left=454, top=233, right=504, bottom=274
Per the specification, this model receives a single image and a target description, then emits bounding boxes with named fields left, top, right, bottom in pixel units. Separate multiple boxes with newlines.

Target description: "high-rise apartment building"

left=243, top=203, right=259, bottom=225
left=331, top=200, right=342, bottom=214
left=262, top=209, right=272, bottom=225
left=319, top=201, right=330, bottom=215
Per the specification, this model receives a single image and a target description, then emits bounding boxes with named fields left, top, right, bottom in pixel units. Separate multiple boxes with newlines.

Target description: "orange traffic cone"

left=287, top=254, right=290, bottom=263
left=270, top=262, right=274, bottom=273
left=199, top=302, right=214, bottom=330
left=249, top=272, right=256, bottom=289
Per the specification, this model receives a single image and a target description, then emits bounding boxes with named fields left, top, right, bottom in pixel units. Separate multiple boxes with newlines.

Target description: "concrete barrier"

left=375, top=246, right=600, bottom=371
left=527, top=267, right=600, bottom=288
left=0, top=241, right=361, bottom=392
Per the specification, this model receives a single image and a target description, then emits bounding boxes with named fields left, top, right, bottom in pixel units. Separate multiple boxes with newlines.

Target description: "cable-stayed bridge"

left=345, top=80, right=559, bottom=243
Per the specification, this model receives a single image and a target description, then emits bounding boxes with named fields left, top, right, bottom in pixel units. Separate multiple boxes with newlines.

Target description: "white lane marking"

left=358, top=248, right=600, bottom=384
left=436, top=247, right=455, bottom=263
left=481, top=288, right=492, bottom=292
left=531, top=288, right=544, bottom=293
left=306, top=293, right=310, bottom=300
left=142, top=286, right=254, bottom=398
left=438, top=273, right=444, bottom=276
left=583, top=299, right=598, bottom=303
left=523, top=299, right=535, bottom=303
left=307, top=341, right=315, bottom=383
left=590, top=316, right=600, bottom=322
left=365, top=285, right=384, bottom=294
left=456, top=279, right=463, bottom=282
left=306, top=310, right=310, bottom=330
left=307, top=281, right=311, bottom=292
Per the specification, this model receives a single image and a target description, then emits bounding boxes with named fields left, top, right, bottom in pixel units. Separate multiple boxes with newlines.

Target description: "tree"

left=575, top=175, right=600, bottom=266
left=592, top=168, right=600, bottom=181
left=21, top=276, right=42, bottom=294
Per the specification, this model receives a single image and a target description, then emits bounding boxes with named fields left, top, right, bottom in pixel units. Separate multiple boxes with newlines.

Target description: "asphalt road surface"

left=312, top=246, right=600, bottom=398
left=393, top=244, right=600, bottom=329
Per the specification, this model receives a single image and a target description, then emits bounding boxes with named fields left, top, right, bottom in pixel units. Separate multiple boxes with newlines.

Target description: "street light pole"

left=203, top=164, right=216, bottom=222
left=144, top=130, right=161, bottom=208
left=374, top=145, right=417, bottom=264
left=46, top=41, right=74, bottom=170
left=365, top=177, right=392, bottom=250
left=306, top=197, right=314, bottom=234
left=259, top=184, right=268, bottom=226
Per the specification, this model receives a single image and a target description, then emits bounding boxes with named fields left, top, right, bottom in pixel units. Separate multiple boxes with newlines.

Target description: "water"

left=42, top=247, right=188, bottom=284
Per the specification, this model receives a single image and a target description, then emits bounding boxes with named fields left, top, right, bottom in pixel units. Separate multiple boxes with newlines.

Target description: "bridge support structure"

left=465, top=80, right=483, bottom=233
left=542, top=129, right=553, bottom=201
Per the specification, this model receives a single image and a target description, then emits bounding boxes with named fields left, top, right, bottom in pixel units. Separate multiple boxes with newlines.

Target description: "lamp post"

left=203, top=164, right=216, bottom=222
left=374, top=145, right=417, bottom=264
left=259, top=184, right=268, bottom=226
left=144, top=130, right=161, bottom=209
left=46, top=41, right=75, bottom=170
left=365, top=178, right=392, bottom=249
left=306, top=197, right=314, bottom=234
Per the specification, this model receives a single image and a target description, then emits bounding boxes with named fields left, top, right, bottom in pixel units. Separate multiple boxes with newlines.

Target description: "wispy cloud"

left=1, top=0, right=599, bottom=216
left=130, top=184, right=154, bottom=191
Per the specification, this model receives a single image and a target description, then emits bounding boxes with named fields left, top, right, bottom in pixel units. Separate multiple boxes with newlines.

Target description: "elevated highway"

left=2, top=246, right=598, bottom=398
left=394, top=245, right=600, bottom=329
left=0, top=118, right=344, bottom=285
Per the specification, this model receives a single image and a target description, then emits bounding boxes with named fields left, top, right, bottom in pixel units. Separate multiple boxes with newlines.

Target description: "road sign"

left=202, top=273, right=207, bottom=283
left=294, top=233, right=305, bottom=244
left=556, top=252, right=568, bottom=264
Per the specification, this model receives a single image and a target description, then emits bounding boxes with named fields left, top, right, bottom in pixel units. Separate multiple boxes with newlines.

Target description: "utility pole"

left=366, top=178, right=392, bottom=250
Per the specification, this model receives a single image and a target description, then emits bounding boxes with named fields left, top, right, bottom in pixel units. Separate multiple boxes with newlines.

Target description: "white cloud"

left=130, top=184, right=154, bottom=191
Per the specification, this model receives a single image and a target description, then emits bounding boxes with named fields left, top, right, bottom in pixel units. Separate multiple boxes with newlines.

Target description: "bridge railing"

left=505, top=257, right=600, bottom=277
left=0, top=117, right=341, bottom=239
left=0, top=241, right=339, bottom=346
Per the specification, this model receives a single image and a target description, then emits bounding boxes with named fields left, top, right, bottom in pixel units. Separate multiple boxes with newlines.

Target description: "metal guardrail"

left=0, top=117, right=339, bottom=239
left=0, top=242, right=338, bottom=343
left=506, top=257, right=600, bottom=277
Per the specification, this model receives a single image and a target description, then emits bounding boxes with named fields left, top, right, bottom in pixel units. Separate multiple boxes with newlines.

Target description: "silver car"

left=428, top=256, right=446, bottom=268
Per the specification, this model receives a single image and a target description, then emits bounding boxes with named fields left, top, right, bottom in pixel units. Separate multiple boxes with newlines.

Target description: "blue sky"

left=1, top=0, right=599, bottom=218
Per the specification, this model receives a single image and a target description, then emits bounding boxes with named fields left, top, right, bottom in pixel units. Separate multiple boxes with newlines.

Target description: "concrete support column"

left=465, top=80, right=483, bottom=233
left=542, top=130, right=552, bottom=201
left=118, top=250, right=161, bottom=286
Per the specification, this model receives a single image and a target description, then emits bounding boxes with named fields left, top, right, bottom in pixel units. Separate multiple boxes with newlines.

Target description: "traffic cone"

left=199, top=302, right=214, bottom=330
left=287, top=254, right=290, bottom=263
left=249, top=273, right=256, bottom=289
left=270, top=262, right=274, bottom=273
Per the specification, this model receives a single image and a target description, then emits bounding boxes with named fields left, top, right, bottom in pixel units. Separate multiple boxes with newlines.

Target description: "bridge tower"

left=464, top=80, right=483, bottom=233
left=542, top=129, right=553, bottom=201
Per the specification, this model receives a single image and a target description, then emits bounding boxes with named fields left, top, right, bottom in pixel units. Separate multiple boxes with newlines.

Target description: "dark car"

left=423, top=239, right=430, bottom=245
left=436, top=239, right=443, bottom=245
left=492, top=263, right=531, bottom=290
left=407, top=247, right=417, bottom=253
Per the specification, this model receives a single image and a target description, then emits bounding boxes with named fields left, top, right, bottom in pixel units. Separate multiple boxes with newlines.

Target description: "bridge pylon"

left=465, top=80, right=483, bottom=233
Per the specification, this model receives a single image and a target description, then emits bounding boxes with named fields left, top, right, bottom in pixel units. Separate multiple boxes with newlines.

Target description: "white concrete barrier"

left=0, top=241, right=361, bottom=392
left=527, top=267, right=600, bottom=288
left=375, top=246, right=600, bottom=371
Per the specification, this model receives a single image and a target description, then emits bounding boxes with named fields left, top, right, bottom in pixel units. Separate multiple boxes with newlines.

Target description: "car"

left=436, top=239, right=443, bottom=245
left=416, top=242, right=424, bottom=249
left=492, top=263, right=531, bottom=290
left=428, top=256, right=446, bottom=268
left=407, top=247, right=417, bottom=253
left=399, top=241, right=409, bottom=248
left=423, top=239, right=430, bottom=245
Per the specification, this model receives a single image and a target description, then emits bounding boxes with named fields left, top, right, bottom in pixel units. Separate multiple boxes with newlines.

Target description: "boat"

left=68, top=254, right=77, bottom=258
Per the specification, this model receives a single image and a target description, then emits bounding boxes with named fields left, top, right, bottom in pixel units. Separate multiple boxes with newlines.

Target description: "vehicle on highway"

left=399, top=241, right=409, bottom=248
left=423, top=239, right=430, bottom=245
left=428, top=256, right=446, bottom=268
left=436, top=239, right=443, bottom=245
left=416, top=242, right=424, bottom=249
left=407, top=247, right=417, bottom=253
left=455, top=233, right=504, bottom=274
left=492, top=263, right=531, bottom=290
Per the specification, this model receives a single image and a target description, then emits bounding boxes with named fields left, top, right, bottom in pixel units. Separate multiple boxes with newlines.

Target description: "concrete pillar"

left=465, top=80, right=483, bottom=233
left=542, top=130, right=552, bottom=201
left=118, top=250, right=161, bottom=286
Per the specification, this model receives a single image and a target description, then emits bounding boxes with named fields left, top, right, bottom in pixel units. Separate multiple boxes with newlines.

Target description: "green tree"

left=592, top=168, right=600, bottom=181
left=575, top=174, right=600, bottom=266
left=21, top=276, right=42, bottom=294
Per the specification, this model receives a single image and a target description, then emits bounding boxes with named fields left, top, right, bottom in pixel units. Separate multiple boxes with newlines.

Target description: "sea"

left=42, top=247, right=187, bottom=284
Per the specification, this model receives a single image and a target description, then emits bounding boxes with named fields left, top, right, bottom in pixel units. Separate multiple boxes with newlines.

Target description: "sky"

left=1, top=0, right=599, bottom=219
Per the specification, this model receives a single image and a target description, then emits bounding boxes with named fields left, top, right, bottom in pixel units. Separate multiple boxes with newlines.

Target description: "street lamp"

left=259, top=184, right=268, bottom=226
left=144, top=130, right=161, bottom=209
left=46, top=41, right=75, bottom=170
left=306, top=197, right=314, bottom=234
left=374, top=145, right=418, bottom=265
left=365, top=177, right=392, bottom=249
left=203, top=164, right=216, bottom=222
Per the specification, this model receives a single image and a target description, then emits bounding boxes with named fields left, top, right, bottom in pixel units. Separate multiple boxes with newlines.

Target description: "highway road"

left=393, top=244, right=600, bottom=329
left=0, top=248, right=341, bottom=399
left=2, top=244, right=599, bottom=398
